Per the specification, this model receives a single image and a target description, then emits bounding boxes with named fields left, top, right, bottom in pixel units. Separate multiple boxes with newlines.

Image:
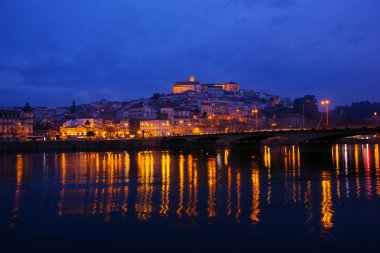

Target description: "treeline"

left=292, top=96, right=380, bottom=127
left=330, top=101, right=380, bottom=126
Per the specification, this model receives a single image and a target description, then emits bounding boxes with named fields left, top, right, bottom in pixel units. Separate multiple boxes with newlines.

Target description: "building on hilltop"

left=172, top=76, right=239, bottom=94
left=172, top=75, right=202, bottom=94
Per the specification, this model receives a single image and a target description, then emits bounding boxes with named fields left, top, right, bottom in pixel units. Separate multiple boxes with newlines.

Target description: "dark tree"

left=293, top=95, right=320, bottom=121
left=86, top=131, right=95, bottom=137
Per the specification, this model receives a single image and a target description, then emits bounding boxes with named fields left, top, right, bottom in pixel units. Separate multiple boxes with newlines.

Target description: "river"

left=0, top=144, right=379, bottom=252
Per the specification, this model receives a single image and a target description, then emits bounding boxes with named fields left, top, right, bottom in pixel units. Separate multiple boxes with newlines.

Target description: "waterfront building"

left=140, top=119, right=170, bottom=137
left=0, top=103, right=33, bottom=140
left=116, top=119, right=130, bottom=138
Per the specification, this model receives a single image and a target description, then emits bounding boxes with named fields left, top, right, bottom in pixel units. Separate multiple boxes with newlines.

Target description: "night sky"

left=0, top=0, right=379, bottom=107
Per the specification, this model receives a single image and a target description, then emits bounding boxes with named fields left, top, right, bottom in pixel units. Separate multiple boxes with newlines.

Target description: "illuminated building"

left=117, top=119, right=130, bottom=138
left=172, top=76, right=239, bottom=94
left=140, top=120, right=170, bottom=137
left=202, top=82, right=239, bottom=93
left=0, top=103, right=33, bottom=140
left=60, top=118, right=103, bottom=139
left=172, top=75, right=202, bottom=94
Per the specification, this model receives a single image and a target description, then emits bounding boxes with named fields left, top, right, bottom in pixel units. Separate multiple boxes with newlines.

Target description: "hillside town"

left=1, top=76, right=379, bottom=141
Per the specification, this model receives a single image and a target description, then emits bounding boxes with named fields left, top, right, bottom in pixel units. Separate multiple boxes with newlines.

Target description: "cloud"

left=0, top=0, right=380, bottom=106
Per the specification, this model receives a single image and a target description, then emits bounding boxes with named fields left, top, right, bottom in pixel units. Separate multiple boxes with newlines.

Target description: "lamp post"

left=252, top=109, right=259, bottom=130
left=233, top=109, right=239, bottom=133
left=321, top=99, right=330, bottom=128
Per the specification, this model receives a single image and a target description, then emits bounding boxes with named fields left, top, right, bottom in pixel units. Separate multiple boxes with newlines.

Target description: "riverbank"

left=0, top=137, right=379, bottom=153
left=0, top=139, right=163, bottom=153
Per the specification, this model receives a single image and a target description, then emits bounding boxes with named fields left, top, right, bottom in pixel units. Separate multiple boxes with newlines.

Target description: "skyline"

left=1, top=0, right=380, bottom=107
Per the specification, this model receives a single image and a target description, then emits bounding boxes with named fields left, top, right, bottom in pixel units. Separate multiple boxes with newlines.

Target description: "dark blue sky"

left=1, top=0, right=379, bottom=107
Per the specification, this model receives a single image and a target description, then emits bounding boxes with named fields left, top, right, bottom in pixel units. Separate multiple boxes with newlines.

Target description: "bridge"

left=162, top=127, right=380, bottom=148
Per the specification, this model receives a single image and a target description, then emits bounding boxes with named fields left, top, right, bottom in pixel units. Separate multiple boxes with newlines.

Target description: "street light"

left=321, top=99, right=330, bottom=128
left=233, top=109, right=239, bottom=132
left=252, top=109, right=259, bottom=130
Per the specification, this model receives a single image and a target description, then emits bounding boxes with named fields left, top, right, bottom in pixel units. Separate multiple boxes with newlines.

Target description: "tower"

left=21, top=102, right=33, bottom=137
left=189, top=75, right=195, bottom=82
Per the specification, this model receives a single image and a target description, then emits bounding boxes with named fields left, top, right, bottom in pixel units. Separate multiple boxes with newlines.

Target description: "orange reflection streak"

left=135, top=151, right=154, bottom=220
left=344, top=145, right=350, bottom=198
left=235, top=172, right=241, bottom=222
left=227, top=166, right=232, bottom=215
left=186, top=155, right=193, bottom=216
left=12, top=154, right=23, bottom=222
left=321, top=172, right=333, bottom=229
left=291, top=146, right=297, bottom=203
left=284, top=147, right=289, bottom=203
left=250, top=167, right=260, bottom=223
left=107, top=152, right=115, bottom=186
left=292, top=145, right=296, bottom=173
left=102, top=155, right=106, bottom=184
left=334, top=145, right=340, bottom=175
left=264, top=146, right=271, bottom=169
left=160, top=152, right=170, bottom=216
left=124, top=152, right=130, bottom=181
left=58, top=153, right=67, bottom=216
left=267, top=165, right=271, bottom=205
left=122, top=152, right=130, bottom=213
left=363, top=144, right=372, bottom=198
left=284, top=146, right=288, bottom=170
left=355, top=144, right=361, bottom=198
left=304, top=180, right=313, bottom=226
left=334, top=145, right=341, bottom=199
left=264, top=146, right=271, bottom=204
left=118, top=153, right=123, bottom=180
left=95, top=153, right=100, bottom=183
left=177, top=154, right=185, bottom=216
left=186, top=155, right=198, bottom=216
left=264, top=146, right=271, bottom=168
left=297, top=146, right=301, bottom=172
left=375, top=144, right=380, bottom=196
left=193, top=168, right=198, bottom=216
left=207, top=158, right=217, bottom=218
left=103, top=153, right=121, bottom=217
left=293, top=182, right=297, bottom=204
left=224, top=149, right=229, bottom=166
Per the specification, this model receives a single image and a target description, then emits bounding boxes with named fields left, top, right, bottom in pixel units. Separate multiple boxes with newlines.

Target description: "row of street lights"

left=213, top=99, right=331, bottom=133
left=233, top=109, right=259, bottom=132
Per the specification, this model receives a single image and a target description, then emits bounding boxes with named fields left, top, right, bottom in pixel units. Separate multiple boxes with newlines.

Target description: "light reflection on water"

left=1, top=144, right=380, bottom=251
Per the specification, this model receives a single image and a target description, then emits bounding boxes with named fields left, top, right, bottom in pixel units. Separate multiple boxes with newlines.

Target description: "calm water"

left=1, top=144, right=380, bottom=252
